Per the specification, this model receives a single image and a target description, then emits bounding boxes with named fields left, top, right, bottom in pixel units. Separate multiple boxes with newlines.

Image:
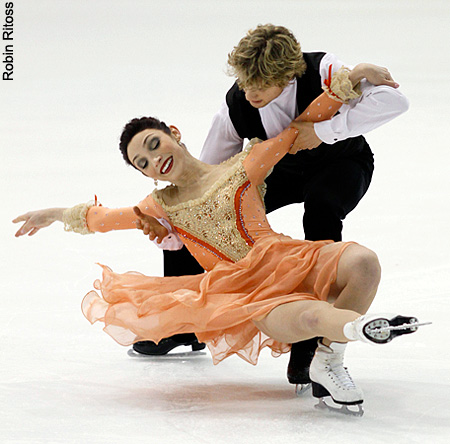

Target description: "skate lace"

left=327, top=360, right=356, bottom=390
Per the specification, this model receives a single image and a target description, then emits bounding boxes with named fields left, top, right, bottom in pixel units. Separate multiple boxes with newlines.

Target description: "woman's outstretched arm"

left=13, top=200, right=170, bottom=243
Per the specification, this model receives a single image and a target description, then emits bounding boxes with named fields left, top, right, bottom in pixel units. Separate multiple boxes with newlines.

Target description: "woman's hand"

left=13, top=208, right=65, bottom=237
left=133, top=207, right=169, bottom=244
left=350, top=63, right=399, bottom=88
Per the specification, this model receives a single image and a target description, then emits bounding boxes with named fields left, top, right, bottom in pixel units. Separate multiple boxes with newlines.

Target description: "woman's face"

left=127, top=127, right=186, bottom=182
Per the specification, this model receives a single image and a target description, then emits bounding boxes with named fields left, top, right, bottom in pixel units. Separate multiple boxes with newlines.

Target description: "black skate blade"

left=315, top=398, right=364, bottom=417
left=389, top=315, right=418, bottom=335
left=387, top=317, right=431, bottom=340
left=295, top=383, right=312, bottom=396
left=364, top=315, right=426, bottom=344
left=127, top=349, right=207, bottom=360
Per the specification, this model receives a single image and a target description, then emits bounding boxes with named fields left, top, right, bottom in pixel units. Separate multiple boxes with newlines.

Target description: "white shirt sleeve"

left=314, top=53, right=410, bottom=144
left=199, top=101, right=244, bottom=165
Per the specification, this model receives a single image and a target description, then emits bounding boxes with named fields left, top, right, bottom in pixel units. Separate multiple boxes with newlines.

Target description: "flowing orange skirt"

left=82, top=234, right=352, bottom=365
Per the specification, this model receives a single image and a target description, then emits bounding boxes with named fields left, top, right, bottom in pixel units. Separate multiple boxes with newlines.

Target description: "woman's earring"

left=154, top=179, right=158, bottom=187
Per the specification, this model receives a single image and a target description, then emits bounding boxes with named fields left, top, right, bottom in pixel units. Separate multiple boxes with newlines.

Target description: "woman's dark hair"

left=119, top=117, right=172, bottom=167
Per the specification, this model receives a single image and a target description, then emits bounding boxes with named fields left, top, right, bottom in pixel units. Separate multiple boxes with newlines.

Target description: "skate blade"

left=370, top=320, right=432, bottom=333
left=295, top=383, right=312, bottom=396
left=127, top=349, right=207, bottom=360
left=364, top=317, right=432, bottom=344
left=314, top=397, right=364, bottom=417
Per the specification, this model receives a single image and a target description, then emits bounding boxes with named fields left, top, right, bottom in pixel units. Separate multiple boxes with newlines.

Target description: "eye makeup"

left=137, top=158, right=148, bottom=169
left=148, top=137, right=160, bottom=151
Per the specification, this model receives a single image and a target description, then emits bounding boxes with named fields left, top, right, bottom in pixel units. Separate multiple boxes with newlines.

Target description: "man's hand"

left=288, top=122, right=322, bottom=154
left=133, top=207, right=169, bottom=244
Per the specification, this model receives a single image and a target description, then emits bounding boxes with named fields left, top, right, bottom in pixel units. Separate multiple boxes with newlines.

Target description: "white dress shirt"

left=200, top=53, right=410, bottom=165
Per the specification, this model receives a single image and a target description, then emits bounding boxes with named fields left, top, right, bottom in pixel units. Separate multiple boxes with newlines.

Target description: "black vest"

left=225, top=52, right=370, bottom=168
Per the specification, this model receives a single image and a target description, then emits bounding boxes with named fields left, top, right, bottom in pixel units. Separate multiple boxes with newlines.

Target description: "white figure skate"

left=310, top=313, right=430, bottom=416
left=309, top=341, right=364, bottom=416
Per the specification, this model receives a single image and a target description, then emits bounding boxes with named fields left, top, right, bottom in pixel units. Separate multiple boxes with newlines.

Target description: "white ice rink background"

left=1, top=1, right=449, bottom=443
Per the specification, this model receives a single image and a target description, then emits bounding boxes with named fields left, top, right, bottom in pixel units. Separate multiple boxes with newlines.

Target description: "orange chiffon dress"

left=80, top=92, right=354, bottom=365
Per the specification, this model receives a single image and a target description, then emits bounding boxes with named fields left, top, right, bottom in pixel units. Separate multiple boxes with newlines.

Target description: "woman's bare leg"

left=322, top=244, right=381, bottom=345
left=253, top=244, right=381, bottom=344
left=330, top=244, right=381, bottom=314
left=253, top=300, right=360, bottom=343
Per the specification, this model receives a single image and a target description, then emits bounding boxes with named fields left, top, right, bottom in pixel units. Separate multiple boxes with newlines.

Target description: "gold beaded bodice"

left=153, top=152, right=257, bottom=266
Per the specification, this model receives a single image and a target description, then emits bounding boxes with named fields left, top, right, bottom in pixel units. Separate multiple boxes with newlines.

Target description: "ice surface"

left=1, top=1, right=449, bottom=443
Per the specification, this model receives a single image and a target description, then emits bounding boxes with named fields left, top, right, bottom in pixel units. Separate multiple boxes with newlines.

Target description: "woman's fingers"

left=13, top=214, right=31, bottom=237
left=14, top=227, right=24, bottom=237
left=15, top=222, right=30, bottom=237
left=12, top=213, right=29, bottom=224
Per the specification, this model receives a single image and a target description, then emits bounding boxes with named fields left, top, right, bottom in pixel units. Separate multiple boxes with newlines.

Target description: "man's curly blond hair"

left=227, top=24, right=307, bottom=90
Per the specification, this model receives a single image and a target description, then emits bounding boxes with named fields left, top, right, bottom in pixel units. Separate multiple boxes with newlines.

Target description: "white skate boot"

left=309, top=341, right=364, bottom=416
left=343, top=314, right=431, bottom=345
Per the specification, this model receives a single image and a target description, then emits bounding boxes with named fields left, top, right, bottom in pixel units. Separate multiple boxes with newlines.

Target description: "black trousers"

left=163, top=143, right=374, bottom=276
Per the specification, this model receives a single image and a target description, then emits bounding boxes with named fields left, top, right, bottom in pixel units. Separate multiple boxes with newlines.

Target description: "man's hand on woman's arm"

left=133, top=207, right=169, bottom=244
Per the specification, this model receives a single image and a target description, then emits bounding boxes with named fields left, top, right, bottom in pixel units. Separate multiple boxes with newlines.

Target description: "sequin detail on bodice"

left=153, top=153, right=255, bottom=263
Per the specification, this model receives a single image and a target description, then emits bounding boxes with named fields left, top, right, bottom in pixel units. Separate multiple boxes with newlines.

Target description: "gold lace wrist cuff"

left=323, top=66, right=362, bottom=104
left=62, top=202, right=94, bottom=234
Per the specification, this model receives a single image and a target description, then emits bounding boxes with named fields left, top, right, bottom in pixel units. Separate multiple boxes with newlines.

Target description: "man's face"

left=243, top=84, right=284, bottom=108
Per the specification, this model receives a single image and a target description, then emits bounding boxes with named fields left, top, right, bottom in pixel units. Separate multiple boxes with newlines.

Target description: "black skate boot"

left=132, top=333, right=206, bottom=355
left=287, top=337, right=318, bottom=394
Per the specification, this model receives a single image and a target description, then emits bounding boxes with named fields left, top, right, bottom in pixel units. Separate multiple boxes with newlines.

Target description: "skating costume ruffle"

left=79, top=89, right=352, bottom=365
left=82, top=235, right=352, bottom=365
